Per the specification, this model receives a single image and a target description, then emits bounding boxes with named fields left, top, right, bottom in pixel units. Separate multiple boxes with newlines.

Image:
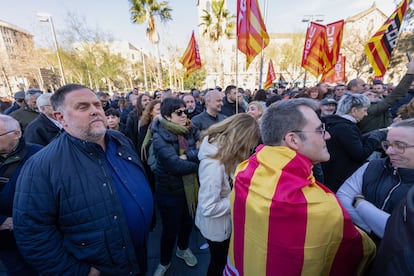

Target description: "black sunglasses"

left=173, top=109, right=188, bottom=116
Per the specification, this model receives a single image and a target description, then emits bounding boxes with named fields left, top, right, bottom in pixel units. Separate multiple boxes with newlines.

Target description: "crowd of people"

left=0, top=56, right=414, bottom=276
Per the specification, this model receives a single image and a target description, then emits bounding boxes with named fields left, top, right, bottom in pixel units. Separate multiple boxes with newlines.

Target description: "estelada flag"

left=237, top=0, right=269, bottom=69
left=324, top=20, right=345, bottom=72
left=224, top=145, right=376, bottom=276
left=365, top=0, right=408, bottom=77
left=264, top=59, right=275, bottom=90
left=301, top=22, right=330, bottom=78
left=322, top=54, right=346, bottom=84
left=179, top=31, right=202, bottom=78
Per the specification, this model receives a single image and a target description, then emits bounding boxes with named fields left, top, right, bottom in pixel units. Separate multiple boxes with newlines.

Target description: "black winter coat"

left=0, top=139, right=42, bottom=249
left=321, top=115, right=382, bottom=192
left=24, top=113, right=61, bottom=146
left=152, top=119, right=199, bottom=195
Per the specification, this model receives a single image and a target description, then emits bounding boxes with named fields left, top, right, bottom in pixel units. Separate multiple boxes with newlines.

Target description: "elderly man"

left=0, top=115, right=42, bottom=275
left=191, top=89, right=227, bottom=132
left=319, top=98, right=337, bottom=117
left=224, top=99, right=375, bottom=275
left=337, top=119, right=414, bottom=240
left=13, top=84, right=153, bottom=275
left=182, top=93, right=202, bottom=119
left=24, top=93, right=62, bottom=146
left=10, top=89, right=43, bottom=132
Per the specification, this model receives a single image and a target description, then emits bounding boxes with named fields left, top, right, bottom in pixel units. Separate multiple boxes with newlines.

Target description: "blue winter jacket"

left=13, top=130, right=151, bottom=275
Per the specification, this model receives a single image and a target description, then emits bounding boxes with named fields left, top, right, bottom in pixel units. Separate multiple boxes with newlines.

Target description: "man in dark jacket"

left=220, top=85, right=245, bottom=117
left=0, top=115, right=42, bottom=275
left=10, top=88, right=43, bottom=132
left=13, top=84, right=153, bottom=275
left=24, top=93, right=62, bottom=146
left=3, top=91, right=25, bottom=115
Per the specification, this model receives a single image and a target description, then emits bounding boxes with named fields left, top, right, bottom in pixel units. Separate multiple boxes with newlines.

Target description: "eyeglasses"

left=381, top=140, right=414, bottom=154
left=173, top=109, right=188, bottom=116
left=0, top=130, right=16, bottom=137
left=291, top=123, right=327, bottom=137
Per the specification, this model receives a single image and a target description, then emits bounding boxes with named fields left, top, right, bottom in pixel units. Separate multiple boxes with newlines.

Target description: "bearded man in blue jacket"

left=13, top=84, right=154, bottom=276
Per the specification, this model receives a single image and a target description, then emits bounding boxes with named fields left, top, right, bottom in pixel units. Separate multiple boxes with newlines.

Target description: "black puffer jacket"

left=152, top=119, right=199, bottom=195
left=321, top=115, right=383, bottom=192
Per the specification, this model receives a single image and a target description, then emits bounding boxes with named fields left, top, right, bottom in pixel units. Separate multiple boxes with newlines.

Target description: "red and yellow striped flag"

left=263, top=59, right=275, bottom=90
left=322, top=54, right=346, bottom=84
left=324, top=20, right=345, bottom=73
left=237, top=0, right=269, bottom=69
left=301, top=22, right=330, bottom=78
left=179, top=31, right=202, bottom=78
left=224, top=145, right=375, bottom=276
left=365, top=0, right=408, bottom=77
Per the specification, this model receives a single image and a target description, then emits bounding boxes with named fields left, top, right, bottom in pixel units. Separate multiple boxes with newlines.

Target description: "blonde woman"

left=195, top=113, right=260, bottom=276
left=246, top=101, right=264, bottom=121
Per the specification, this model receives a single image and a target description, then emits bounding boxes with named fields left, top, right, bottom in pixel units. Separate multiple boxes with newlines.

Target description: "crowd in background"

left=1, top=57, right=414, bottom=276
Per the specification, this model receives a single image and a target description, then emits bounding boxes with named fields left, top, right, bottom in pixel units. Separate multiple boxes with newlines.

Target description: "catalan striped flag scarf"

left=224, top=145, right=375, bottom=276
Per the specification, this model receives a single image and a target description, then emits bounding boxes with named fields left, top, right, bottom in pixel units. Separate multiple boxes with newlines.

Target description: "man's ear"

left=53, top=111, right=65, bottom=126
left=283, top=132, right=300, bottom=151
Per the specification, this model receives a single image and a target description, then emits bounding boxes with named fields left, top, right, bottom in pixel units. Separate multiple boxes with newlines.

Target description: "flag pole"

left=258, top=0, right=269, bottom=89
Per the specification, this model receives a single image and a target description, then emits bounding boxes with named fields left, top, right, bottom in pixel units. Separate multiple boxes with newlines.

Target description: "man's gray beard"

left=187, top=107, right=195, bottom=113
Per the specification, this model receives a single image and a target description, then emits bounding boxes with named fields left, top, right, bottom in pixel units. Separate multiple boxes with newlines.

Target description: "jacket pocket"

left=65, top=231, right=113, bottom=266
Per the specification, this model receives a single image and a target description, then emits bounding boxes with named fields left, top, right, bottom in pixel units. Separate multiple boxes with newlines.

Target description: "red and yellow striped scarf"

left=225, top=145, right=375, bottom=276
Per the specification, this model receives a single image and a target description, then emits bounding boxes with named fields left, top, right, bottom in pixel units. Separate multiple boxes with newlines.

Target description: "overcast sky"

left=0, top=0, right=400, bottom=57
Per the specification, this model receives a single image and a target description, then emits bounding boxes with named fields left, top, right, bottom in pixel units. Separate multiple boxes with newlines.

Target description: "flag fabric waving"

left=301, top=22, right=330, bottom=78
left=237, top=0, right=269, bottom=68
left=365, top=0, right=408, bottom=77
left=324, top=20, right=345, bottom=72
left=224, top=145, right=375, bottom=276
left=322, top=54, right=346, bottom=84
left=179, top=31, right=202, bottom=78
left=264, top=59, right=275, bottom=90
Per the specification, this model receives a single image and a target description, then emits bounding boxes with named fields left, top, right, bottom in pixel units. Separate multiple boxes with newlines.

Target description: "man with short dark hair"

left=224, top=98, right=375, bottom=275
left=220, top=85, right=245, bottom=117
left=13, top=84, right=153, bottom=275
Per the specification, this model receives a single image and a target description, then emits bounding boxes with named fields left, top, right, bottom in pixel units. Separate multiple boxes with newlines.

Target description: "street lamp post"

left=37, top=13, right=66, bottom=86
left=302, top=14, right=324, bottom=88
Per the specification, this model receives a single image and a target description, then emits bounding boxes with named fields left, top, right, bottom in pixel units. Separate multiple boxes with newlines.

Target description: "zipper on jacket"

left=380, top=170, right=401, bottom=210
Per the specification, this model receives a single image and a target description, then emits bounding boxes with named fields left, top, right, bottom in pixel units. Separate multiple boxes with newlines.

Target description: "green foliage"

left=183, top=67, right=206, bottom=90
left=199, top=0, right=235, bottom=42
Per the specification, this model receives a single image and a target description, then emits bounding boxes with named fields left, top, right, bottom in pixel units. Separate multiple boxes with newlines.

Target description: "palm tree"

left=198, top=0, right=235, bottom=86
left=129, top=0, right=172, bottom=88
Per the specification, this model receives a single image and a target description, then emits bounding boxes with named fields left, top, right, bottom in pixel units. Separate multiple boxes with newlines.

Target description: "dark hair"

left=266, top=95, right=282, bottom=107
left=224, top=85, right=236, bottom=95
left=51, top=84, right=89, bottom=110
left=253, top=89, right=267, bottom=101
left=261, top=98, right=320, bottom=145
left=161, top=98, right=185, bottom=118
left=134, top=94, right=150, bottom=117
left=105, top=107, right=120, bottom=117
